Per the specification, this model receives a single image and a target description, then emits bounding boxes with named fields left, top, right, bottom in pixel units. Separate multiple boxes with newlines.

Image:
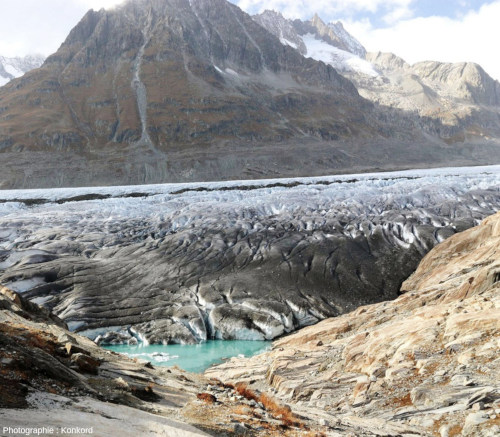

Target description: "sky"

left=0, top=0, right=499, bottom=81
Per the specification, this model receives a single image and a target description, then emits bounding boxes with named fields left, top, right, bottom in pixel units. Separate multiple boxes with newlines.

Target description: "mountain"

left=207, top=209, right=500, bottom=436
left=0, top=54, right=45, bottom=86
left=362, top=52, right=500, bottom=117
left=0, top=0, right=499, bottom=188
left=253, top=11, right=376, bottom=76
left=255, top=11, right=500, bottom=146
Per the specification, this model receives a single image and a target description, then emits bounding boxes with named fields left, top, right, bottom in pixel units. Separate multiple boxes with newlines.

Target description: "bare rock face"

left=358, top=52, right=500, bottom=143
left=207, top=211, right=500, bottom=436
left=367, top=53, right=500, bottom=107
left=253, top=10, right=307, bottom=54
left=366, top=51, right=409, bottom=71
left=309, top=14, right=367, bottom=58
left=0, top=0, right=382, bottom=189
left=411, top=61, right=500, bottom=106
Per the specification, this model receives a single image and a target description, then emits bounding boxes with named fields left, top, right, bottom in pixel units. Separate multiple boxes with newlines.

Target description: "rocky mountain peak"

left=411, top=60, right=500, bottom=106
left=0, top=54, right=45, bottom=86
left=327, top=20, right=366, bottom=58
left=307, top=13, right=366, bottom=58
left=366, top=51, right=409, bottom=71
left=252, top=9, right=307, bottom=55
left=0, top=0, right=369, bottom=188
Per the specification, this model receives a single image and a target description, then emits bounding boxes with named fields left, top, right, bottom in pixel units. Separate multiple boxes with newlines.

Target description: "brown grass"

left=432, top=417, right=464, bottom=437
left=235, top=382, right=259, bottom=403
left=233, top=404, right=252, bottom=416
left=196, top=392, right=217, bottom=404
left=390, top=392, right=412, bottom=408
left=448, top=424, right=463, bottom=437
left=259, top=393, right=302, bottom=428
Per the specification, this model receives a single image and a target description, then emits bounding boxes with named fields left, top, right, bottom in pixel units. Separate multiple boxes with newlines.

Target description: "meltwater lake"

left=104, top=340, right=271, bottom=373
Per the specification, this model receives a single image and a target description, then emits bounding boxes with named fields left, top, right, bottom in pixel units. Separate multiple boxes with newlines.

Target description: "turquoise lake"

left=104, top=340, right=271, bottom=373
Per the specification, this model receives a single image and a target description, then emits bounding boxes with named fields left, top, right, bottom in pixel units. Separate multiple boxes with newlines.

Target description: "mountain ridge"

left=0, top=0, right=499, bottom=188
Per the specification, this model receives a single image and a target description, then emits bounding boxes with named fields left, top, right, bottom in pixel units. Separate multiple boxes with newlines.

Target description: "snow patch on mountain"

left=253, top=11, right=377, bottom=77
left=0, top=54, right=45, bottom=86
left=280, top=38, right=297, bottom=49
left=302, top=34, right=378, bottom=77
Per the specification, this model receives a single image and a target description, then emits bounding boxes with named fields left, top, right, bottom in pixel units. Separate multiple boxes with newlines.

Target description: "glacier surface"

left=0, top=165, right=499, bottom=343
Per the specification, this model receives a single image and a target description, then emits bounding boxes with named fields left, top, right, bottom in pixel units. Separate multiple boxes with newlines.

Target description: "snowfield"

left=302, top=33, right=379, bottom=76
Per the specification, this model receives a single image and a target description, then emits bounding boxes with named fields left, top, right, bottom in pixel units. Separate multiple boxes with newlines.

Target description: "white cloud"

left=76, top=0, right=126, bottom=9
left=345, top=1, right=500, bottom=80
left=235, top=0, right=414, bottom=20
left=0, top=0, right=126, bottom=57
left=382, top=5, right=414, bottom=24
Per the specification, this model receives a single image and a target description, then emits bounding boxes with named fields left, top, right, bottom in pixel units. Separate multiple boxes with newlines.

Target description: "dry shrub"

left=259, top=393, right=302, bottom=428
left=235, top=382, right=259, bottom=402
left=260, top=392, right=280, bottom=411
left=391, top=392, right=412, bottom=407
left=196, top=392, right=217, bottom=404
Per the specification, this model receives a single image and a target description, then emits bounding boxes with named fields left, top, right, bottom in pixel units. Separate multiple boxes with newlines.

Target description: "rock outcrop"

left=357, top=52, right=500, bottom=143
left=365, top=51, right=500, bottom=106
left=207, top=210, right=500, bottom=436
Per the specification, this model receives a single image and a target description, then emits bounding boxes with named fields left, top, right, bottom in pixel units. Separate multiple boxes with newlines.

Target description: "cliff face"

left=207, top=211, right=500, bottom=436
left=360, top=52, right=500, bottom=142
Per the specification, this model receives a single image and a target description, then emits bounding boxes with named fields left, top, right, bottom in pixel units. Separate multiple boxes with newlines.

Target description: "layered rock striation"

left=207, top=210, right=500, bottom=436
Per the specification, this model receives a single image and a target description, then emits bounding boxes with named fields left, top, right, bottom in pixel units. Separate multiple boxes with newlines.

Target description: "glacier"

left=302, top=33, right=379, bottom=77
left=0, top=165, right=499, bottom=344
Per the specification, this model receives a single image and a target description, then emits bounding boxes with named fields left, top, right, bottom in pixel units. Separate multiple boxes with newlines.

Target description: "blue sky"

left=0, top=0, right=499, bottom=80
left=232, top=0, right=490, bottom=24
left=337, top=0, right=489, bottom=26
